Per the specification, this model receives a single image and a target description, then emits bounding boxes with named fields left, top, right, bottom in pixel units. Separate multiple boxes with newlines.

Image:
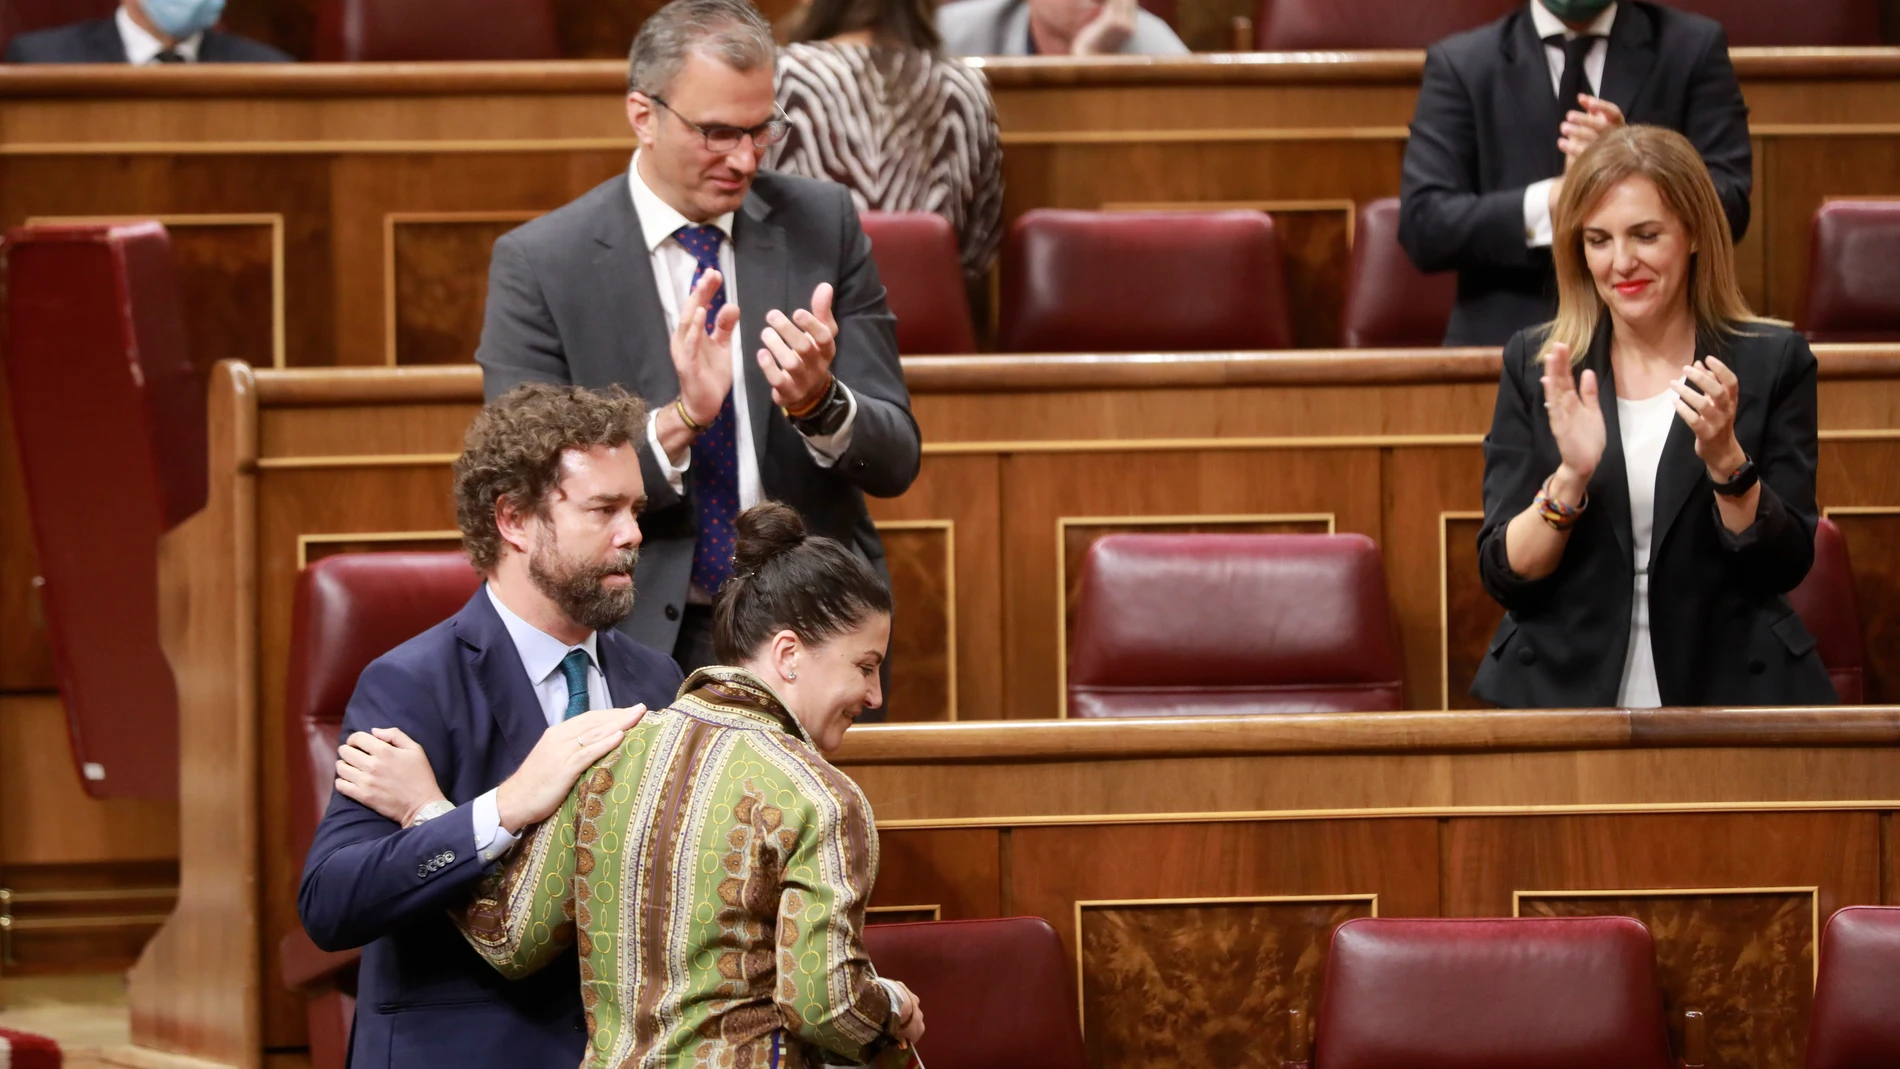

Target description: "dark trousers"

left=672, top=603, right=890, bottom=723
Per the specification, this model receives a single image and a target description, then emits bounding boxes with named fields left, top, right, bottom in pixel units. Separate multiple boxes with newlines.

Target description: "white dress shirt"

left=469, top=584, right=611, bottom=862
left=116, top=5, right=203, bottom=63
left=1614, top=388, right=1674, bottom=709
left=1522, top=1, right=1619, bottom=248
left=627, top=154, right=858, bottom=515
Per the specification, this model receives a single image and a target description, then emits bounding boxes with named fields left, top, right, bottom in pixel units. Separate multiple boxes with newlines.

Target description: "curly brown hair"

left=453, top=383, right=650, bottom=574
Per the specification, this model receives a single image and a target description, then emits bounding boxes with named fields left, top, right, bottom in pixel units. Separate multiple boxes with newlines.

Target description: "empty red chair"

left=1800, top=201, right=1900, bottom=344
left=315, top=0, right=559, bottom=60
left=1067, top=533, right=1404, bottom=717
left=1307, top=916, right=1677, bottom=1069
left=1807, top=906, right=1900, bottom=1069
left=999, top=210, right=1294, bottom=354
left=280, top=551, right=482, bottom=1069
left=1254, top=0, right=1515, bottom=50
left=861, top=211, right=978, bottom=355
left=862, top=918, right=1085, bottom=1069
left=1787, top=518, right=1867, bottom=704
left=1666, top=0, right=1880, bottom=46
left=1342, top=198, right=1457, bottom=348
left=3, top=222, right=209, bottom=800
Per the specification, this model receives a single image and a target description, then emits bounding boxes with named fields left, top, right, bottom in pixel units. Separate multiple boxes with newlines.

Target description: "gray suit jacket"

left=476, top=170, right=921, bottom=655
left=935, top=0, right=1188, bottom=55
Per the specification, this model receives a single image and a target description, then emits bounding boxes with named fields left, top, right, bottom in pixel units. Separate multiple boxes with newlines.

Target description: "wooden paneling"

left=388, top=213, right=538, bottom=366
left=1441, top=512, right=1501, bottom=710
left=0, top=697, right=179, bottom=866
left=0, top=860, right=178, bottom=978
left=1826, top=510, right=1900, bottom=704
left=871, top=828, right=1002, bottom=919
left=877, top=523, right=955, bottom=723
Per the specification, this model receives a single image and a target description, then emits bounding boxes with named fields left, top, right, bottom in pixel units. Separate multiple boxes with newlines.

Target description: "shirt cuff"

left=646, top=406, right=690, bottom=496
left=874, top=976, right=906, bottom=1023
left=1523, top=180, right=1557, bottom=248
left=472, top=788, right=520, bottom=864
left=800, top=384, right=858, bottom=467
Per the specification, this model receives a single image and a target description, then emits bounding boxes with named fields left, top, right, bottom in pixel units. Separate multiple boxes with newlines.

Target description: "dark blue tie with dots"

left=558, top=648, right=590, bottom=720
left=674, top=224, right=739, bottom=593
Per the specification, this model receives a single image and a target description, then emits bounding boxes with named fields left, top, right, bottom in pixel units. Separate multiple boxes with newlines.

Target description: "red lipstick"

left=1613, top=280, right=1652, bottom=296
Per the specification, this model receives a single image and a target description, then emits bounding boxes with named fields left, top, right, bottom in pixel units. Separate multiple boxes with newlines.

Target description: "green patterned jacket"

left=454, top=666, right=920, bottom=1069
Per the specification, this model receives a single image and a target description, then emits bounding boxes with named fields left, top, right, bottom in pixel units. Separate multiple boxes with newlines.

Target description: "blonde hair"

left=1540, top=124, right=1769, bottom=366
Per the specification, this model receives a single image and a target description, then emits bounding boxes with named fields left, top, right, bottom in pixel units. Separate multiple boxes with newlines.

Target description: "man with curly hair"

left=297, top=383, right=684, bottom=1069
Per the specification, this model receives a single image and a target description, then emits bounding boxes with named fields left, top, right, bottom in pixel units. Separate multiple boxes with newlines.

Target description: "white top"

left=116, top=5, right=203, bottom=64
left=626, top=153, right=857, bottom=510
left=1614, top=388, right=1675, bottom=708
left=1521, top=0, right=1619, bottom=248
left=469, top=584, right=611, bottom=862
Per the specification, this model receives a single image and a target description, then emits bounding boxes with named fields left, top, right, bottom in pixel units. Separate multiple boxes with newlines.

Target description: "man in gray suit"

left=476, top=0, right=920, bottom=692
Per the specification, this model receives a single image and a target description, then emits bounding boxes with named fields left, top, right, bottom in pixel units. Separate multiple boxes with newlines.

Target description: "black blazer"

left=3, top=18, right=292, bottom=62
left=1473, top=321, right=1836, bottom=709
left=1398, top=2, right=1751, bottom=346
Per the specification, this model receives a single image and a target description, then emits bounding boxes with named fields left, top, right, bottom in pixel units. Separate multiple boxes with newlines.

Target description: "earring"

left=786, top=671, right=797, bottom=681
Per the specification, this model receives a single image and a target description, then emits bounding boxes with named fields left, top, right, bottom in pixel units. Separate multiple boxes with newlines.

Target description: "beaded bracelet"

left=1534, top=475, right=1588, bottom=531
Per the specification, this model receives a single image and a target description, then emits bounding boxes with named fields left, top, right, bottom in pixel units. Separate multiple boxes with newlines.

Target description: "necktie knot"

left=154, top=49, right=186, bottom=62
left=674, top=224, right=726, bottom=273
left=558, top=648, right=591, bottom=720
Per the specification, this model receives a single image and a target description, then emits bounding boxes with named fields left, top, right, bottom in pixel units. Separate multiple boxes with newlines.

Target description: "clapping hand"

left=1559, top=94, right=1626, bottom=169
left=1670, top=355, right=1747, bottom=479
left=672, top=269, right=738, bottom=428
left=757, top=282, right=838, bottom=412
left=1541, top=341, right=1606, bottom=487
left=1071, top=0, right=1138, bottom=54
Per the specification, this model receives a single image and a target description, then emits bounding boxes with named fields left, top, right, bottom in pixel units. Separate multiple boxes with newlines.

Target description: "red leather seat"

left=1, top=0, right=118, bottom=56
left=314, top=0, right=559, bottom=60
left=1066, top=533, right=1404, bottom=717
left=861, top=211, right=978, bottom=355
left=1665, top=0, right=1880, bottom=46
left=862, top=917, right=1085, bottom=1069
left=1800, top=201, right=1900, bottom=344
left=1254, top=0, right=1515, bottom=50
left=280, top=551, right=482, bottom=1069
left=1807, top=906, right=1900, bottom=1069
left=998, top=210, right=1294, bottom=354
left=1342, top=198, right=1457, bottom=348
left=2, top=222, right=208, bottom=800
left=1787, top=518, right=1867, bottom=705
left=1311, top=916, right=1676, bottom=1069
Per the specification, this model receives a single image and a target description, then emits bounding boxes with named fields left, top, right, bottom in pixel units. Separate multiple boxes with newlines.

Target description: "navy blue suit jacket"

left=297, top=588, right=681, bottom=1069
left=3, top=18, right=292, bottom=62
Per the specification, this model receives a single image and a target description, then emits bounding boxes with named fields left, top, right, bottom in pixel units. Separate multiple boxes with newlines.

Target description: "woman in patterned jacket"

left=455, top=502, right=925, bottom=1069
left=770, top=0, right=1003, bottom=289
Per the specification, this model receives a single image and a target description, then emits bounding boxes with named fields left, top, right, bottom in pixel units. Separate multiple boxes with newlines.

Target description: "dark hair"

left=713, top=502, right=893, bottom=662
left=628, top=0, right=777, bottom=96
left=791, top=0, right=941, bottom=52
left=453, top=383, right=648, bottom=573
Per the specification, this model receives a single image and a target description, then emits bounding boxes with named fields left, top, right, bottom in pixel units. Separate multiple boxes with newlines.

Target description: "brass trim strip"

left=24, top=213, right=286, bottom=369
left=256, top=453, right=461, bottom=470
left=1055, top=513, right=1338, bottom=718
left=873, top=519, right=959, bottom=722
left=295, top=530, right=464, bottom=571
left=0, top=887, right=177, bottom=904
left=1514, top=885, right=1822, bottom=984
left=865, top=904, right=943, bottom=921
left=383, top=210, right=545, bottom=366
left=872, top=798, right=1900, bottom=830
left=0, top=914, right=174, bottom=931
left=0, top=138, right=642, bottom=156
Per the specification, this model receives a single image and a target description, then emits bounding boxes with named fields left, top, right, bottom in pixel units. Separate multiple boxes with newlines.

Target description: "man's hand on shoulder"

left=335, top=726, right=449, bottom=827
left=495, top=706, right=647, bottom=834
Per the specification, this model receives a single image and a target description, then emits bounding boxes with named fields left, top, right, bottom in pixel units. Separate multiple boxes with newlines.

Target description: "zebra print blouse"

left=769, top=41, right=1004, bottom=285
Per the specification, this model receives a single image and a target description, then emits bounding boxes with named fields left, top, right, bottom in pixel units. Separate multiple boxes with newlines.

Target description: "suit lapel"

left=1585, top=328, right=1635, bottom=564
left=1650, top=332, right=1731, bottom=558
left=734, top=191, right=788, bottom=465
left=453, top=590, right=548, bottom=769
left=1505, top=11, right=1567, bottom=178
left=594, top=182, right=679, bottom=400
left=1598, top=2, right=1658, bottom=115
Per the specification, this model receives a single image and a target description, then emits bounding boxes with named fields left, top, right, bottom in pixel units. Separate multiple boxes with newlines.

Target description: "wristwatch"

left=405, top=799, right=455, bottom=828
left=788, top=377, right=851, bottom=437
left=1712, top=456, right=1760, bottom=497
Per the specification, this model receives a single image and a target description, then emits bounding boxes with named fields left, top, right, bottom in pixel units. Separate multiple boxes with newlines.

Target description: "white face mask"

left=139, top=0, right=226, bottom=39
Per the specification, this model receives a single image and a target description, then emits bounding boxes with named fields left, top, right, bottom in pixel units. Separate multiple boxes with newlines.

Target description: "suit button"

left=1516, top=646, right=1536, bottom=665
left=1749, top=657, right=1767, bottom=674
left=442, top=851, right=456, bottom=864
left=416, top=864, right=430, bottom=878
left=665, top=604, right=679, bottom=621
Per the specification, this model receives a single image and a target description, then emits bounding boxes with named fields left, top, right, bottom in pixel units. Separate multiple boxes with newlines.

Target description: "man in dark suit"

left=298, top=384, right=683, bottom=1069
left=476, top=0, right=921, bottom=691
left=1398, top=0, right=1750, bottom=345
left=5, top=0, right=291, bottom=62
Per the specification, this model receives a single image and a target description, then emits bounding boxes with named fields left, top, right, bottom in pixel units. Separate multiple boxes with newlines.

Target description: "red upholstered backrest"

left=1342, top=198, right=1457, bottom=348
left=1067, top=533, right=1404, bottom=717
left=315, top=0, right=560, bottom=60
left=861, top=211, right=978, bottom=355
left=1787, top=518, right=1867, bottom=704
left=0, top=0, right=119, bottom=56
left=862, top=918, right=1085, bottom=1069
left=1255, top=0, right=1516, bottom=49
left=1315, top=917, right=1676, bottom=1069
left=284, top=552, right=481, bottom=860
left=1807, top=906, right=1900, bottom=1069
left=1800, top=201, right=1900, bottom=344
left=998, top=210, right=1294, bottom=354
left=3, top=222, right=209, bottom=800
left=1666, top=0, right=1881, bottom=45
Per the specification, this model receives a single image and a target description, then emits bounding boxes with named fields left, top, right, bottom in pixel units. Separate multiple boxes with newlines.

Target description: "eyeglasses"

left=647, top=94, right=791, bottom=152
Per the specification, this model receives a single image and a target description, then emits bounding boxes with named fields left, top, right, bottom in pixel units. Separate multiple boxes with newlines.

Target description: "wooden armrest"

left=1280, top=1004, right=1311, bottom=1069
left=1231, top=15, right=1255, bottom=51
left=1679, top=1008, right=1708, bottom=1069
left=279, top=926, right=361, bottom=992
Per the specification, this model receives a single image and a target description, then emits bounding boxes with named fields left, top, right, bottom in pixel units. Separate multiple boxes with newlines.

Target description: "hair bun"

left=732, top=501, right=809, bottom=576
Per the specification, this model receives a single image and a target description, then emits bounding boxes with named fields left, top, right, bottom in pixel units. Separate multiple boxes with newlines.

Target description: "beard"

left=528, top=522, right=639, bottom=632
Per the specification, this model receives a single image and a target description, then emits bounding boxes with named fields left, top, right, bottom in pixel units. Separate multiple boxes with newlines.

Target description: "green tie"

left=559, top=648, right=590, bottom=720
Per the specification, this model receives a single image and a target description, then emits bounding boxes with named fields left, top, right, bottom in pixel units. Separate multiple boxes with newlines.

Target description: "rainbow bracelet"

left=1534, top=476, right=1588, bottom=531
